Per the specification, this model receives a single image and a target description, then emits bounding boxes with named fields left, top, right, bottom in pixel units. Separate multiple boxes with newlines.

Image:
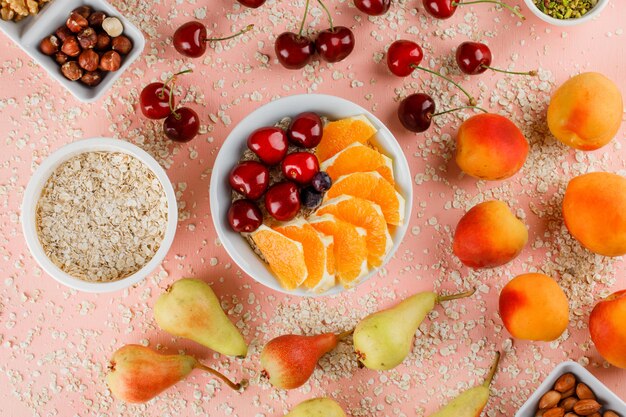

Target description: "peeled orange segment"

left=316, top=115, right=378, bottom=163
left=320, top=142, right=395, bottom=185
left=308, top=214, right=368, bottom=287
left=273, top=219, right=335, bottom=293
left=326, top=172, right=405, bottom=226
left=251, top=225, right=307, bottom=290
left=316, top=196, right=392, bottom=268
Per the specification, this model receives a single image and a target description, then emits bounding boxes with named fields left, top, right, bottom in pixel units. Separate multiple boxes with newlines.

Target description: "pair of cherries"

left=139, top=70, right=200, bottom=142
left=276, top=0, right=354, bottom=69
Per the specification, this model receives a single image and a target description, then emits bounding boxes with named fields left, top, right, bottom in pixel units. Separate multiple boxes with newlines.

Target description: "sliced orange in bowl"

left=316, top=196, right=392, bottom=268
left=316, top=115, right=378, bottom=163
left=250, top=225, right=307, bottom=290
left=325, top=172, right=405, bottom=226
left=320, top=142, right=395, bottom=185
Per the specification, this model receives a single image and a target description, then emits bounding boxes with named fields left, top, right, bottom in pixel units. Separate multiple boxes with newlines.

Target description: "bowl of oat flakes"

left=22, top=138, right=178, bottom=293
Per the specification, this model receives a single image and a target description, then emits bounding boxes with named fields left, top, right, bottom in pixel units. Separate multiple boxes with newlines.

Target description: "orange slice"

left=316, top=196, right=392, bottom=268
left=320, top=142, right=395, bottom=184
left=308, top=214, right=368, bottom=287
left=325, top=172, right=405, bottom=226
left=316, top=115, right=378, bottom=163
left=251, top=225, right=307, bottom=290
left=273, top=219, right=335, bottom=293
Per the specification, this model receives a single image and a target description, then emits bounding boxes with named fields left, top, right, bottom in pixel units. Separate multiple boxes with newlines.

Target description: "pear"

left=353, top=288, right=476, bottom=370
left=154, top=278, right=248, bottom=357
left=429, top=351, right=501, bottom=417
left=286, top=397, right=347, bottom=417
left=260, top=331, right=352, bottom=389
left=106, top=344, right=246, bottom=403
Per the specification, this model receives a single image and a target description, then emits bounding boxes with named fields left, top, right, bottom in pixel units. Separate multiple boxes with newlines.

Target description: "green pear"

left=285, top=397, right=347, bottom=417
left=429, top=351, right=501, bottom=417
left=154, top=278, right=248, bottom=357
left=353, top=288, right=475, bottom=370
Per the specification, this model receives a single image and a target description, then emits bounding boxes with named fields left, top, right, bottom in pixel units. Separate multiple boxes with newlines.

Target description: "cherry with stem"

left=163, top=84, right=200, bottom=142
left=422, top=0, right=525, bottom=21
left=275, top=0, right=316, bottom=69
left=315, top=0, right=355, bottom=63
left=174, top=21, right=254, bottom=58
left=139, top=69, right=193, bottom=120
left=456, top=41, right=537, bottom=76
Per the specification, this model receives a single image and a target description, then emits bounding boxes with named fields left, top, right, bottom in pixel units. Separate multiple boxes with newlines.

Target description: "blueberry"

left=300, top=186, right=323, bottom=209
left=311, top=171, right=332, bottom=193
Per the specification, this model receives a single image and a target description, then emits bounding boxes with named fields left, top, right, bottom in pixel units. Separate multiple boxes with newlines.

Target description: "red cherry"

left=174, top=21, right=254, bottom=58
left=275, top=32, right=315, bottom=70
left=456, top=41, right=492, bottom=75
left=229, top=161, right=269, bottom=200
left=422, top=0, right=457, bottom=19
left=236, top=0, right=266, bottom=8
left=228, top=199, right=263, bottom=232
left=398, top=93, right=436, bottom=133
left=264, top=181, right=301, bottom=221
left=387, top=40, right=423, bottom=77
left=287, top=112, right=323, bottom=148
left=315, top=26, right=355, bottom=63
left=247, top=127, right=289, bottom=165
left=281, top=152, right=320, bottom=184
left=140, top=83, right=172, bottom=119
left=163, top=107, right=200, bottom=142
left=354, top=0, right=391, bottom=15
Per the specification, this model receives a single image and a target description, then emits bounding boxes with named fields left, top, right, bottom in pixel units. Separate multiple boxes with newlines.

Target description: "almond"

left=564, top=414, right=580, bottom=417
left=560, top=397, right=578, bottom=412
left=561, top=386, right=577, bottom=399
left=576, top=383, right=596, bottom=400
left=589, top=414, right=601, bottom=417
left=540, top=390, right=562, bottom=409
left=573, top=400, right=602, bottom=416
left=604, top=412, right=621, bottom=417
left=544, top=408, right=566, bottom=417
left=555, top=373, right=577, bottom=393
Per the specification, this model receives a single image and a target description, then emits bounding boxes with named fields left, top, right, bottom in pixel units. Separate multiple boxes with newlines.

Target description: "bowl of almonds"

left=516, top=361, right=626, bottom=417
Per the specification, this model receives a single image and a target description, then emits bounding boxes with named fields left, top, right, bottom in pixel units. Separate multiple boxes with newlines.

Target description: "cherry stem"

left=437, top=287, right=476, bottom=303
left=195, top=363, right=248, bottom=391
left=410, top=64, right=477, bottom=106
left=299, top=0, right=311, bottom=37
left=482, top=65, right=537, bottom=76
left=483, top=351, right=501, bottom=388
left=452, top=0, right=525, bottom=20
left=204, top=24, right=254, bottom=43
left=317, top=0, right=334, bottom=31
left=430, top=105, right=488, bottom=118
left=337, top=329, right=354, bottom=340
left=159, top=69, right=193, bottom=100
left=167, top=83, right=180, bottom=120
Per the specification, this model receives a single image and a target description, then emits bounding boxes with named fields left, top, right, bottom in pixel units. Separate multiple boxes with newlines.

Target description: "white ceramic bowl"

left=22, top=138, right=178, bottom=293
left=0, top=0, right=145, bottom=103
left=524, top=0, right=609, bottom=26
left=210, top=94, right=413, bottom=297
left=515, top=361, right=626, bottom=417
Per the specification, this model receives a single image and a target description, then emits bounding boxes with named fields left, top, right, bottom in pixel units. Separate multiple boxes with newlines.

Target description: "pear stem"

left=337, top=329, right=354, bottom=340
left=483, top=65, right=537, bottom=76
left=436, top=287, right=476, bottom=303
left=410, top=64, right=477, bottom=106
left=195, top=363, right=248, bottom=391
left=483, top=351, right=501, bottom=388
left=205, top=24, right=254, bottom=43
left=452, top=0, right=525, bottom=20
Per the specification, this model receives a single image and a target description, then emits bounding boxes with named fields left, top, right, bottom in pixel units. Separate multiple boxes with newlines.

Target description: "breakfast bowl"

left=210, top=94, right=413, bottom=297
left=22, top=138, right=178, bottom=293
left=523, top=0, right=609, bottom=26
left=515, top=361, right=626, bottom=417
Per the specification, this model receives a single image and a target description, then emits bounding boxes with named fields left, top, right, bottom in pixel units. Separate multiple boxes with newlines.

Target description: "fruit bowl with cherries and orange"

left=210, top=94, right=412, bottom=296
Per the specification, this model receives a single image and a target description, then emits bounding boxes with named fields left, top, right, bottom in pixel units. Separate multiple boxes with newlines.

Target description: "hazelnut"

left=61, top=36, right=81, bottom=57
left=99, top=51, right=121, bottom=71
left=78, top=49, right=99, bottom=72
left=88, top=11, right=106, bottom=28
left=102, top=17, right=123, bottom=37
left=54, top=52, right=69, bottom=65
left=80, top=71, right=103, bottom=87
left=111, top=35, right=132, bottom=55
left=55, top=25, right=73, bottom=42
left=61, top=61, right=83, bottom=81
left=66, top=11, right=89, bottom=33
left=77, top=27, right=97, bottom=49
left=72, top=6, right=92, bottom=19
left=40, top=35, right=59, bottom=55
left=95, top=32, right=111, bottom=51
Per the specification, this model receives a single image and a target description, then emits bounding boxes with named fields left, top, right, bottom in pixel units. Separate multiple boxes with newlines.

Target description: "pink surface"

left=1, top=1, right=625, bottom=416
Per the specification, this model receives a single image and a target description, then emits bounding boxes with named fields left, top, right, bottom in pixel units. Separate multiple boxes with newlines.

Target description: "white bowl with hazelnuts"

left=0, top=0, right=144, bottom=103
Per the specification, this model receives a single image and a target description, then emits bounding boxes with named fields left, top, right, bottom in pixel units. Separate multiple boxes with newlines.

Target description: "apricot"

left=455, top=113, right=529, bottom=181
left=453, top=200, right=528, bottom=269
left=563, top=172, right=626, bottom=257
left=589, top=290, right=626, bottom=369
left=548, top=72, right=623, bottom=151
left=499, top=273, right=569, bottom=341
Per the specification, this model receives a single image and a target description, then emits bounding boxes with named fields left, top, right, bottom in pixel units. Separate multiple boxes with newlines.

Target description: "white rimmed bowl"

left=523, top=0, right=609, bottom=26
left=515, top=361, right=626, bottom=417
left=0, top=0, right=145, bottom=103
left=22, top=138, right=178, bottom=293
left=210, top=94, right=413, bottom=297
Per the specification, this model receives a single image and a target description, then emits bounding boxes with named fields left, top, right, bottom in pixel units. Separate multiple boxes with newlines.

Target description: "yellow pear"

left=286, top=397, right=346, bottom=417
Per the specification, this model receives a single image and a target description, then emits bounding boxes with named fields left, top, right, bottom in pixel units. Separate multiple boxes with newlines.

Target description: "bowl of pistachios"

left=524, top=0, right=609, bottom=26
